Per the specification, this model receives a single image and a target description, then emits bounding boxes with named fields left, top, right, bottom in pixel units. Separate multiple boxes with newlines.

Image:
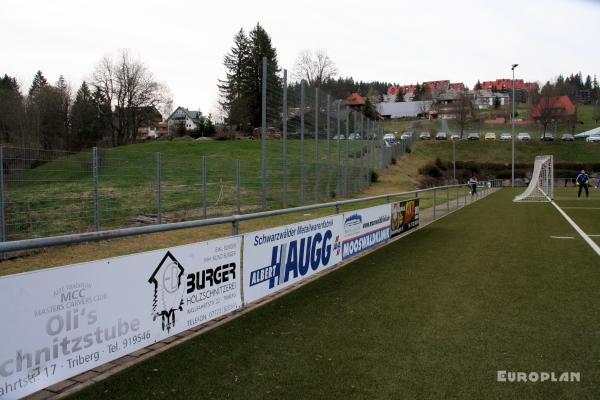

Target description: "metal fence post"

left=314, top=87, right=319, bottom=201
left=236, top=159, right=241, bottom=214
left=326, top=94, right=331, bottom=198
left=282, top=69, right=288, bottom=208
left=0, top=145, right=5, bottom=244
left=345, top=108, right=349, bottom=196
left=202, top=156, right=207, bottom=218
left=446, top=186, right=450, bottom=213
left=457, top=187, right=460, bottom=208
left=156, top=152, right=161, bottom=224
left=336, top=101, right=341, bottom=196
left=261, top=56, right=267, bottom=209
left=433, top=188, right=436, bottom=220
left=92, top=147, right=100, bottom=232
left=300, top=80, right=305, bottom=204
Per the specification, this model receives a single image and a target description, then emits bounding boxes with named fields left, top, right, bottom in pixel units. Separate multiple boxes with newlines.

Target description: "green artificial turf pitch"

left=71, top=189, right=600, bottom=399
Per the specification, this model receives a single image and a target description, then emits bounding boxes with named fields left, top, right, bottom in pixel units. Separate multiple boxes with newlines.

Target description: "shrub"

left=370, top=170, right=379, bottom=183
left=419, top=163, right=442, bottom=178
left=214, top=132, right=235, bottom=141
left=391, top=157, right=397, bottom=165
left=435, top=157, right=447, bottom=171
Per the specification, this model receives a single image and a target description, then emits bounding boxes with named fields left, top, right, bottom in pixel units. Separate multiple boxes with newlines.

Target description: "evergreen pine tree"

left=218, top=28, right=252, bottom=130
left=0, top=74, right=25, bottom=144
left=247, top=23, right=280, bottom=130
left=70, top=81, right=103, bottom=149
left=29, top=70, right=48, bottom=98
left=395, top=89, right=404, bottom=102
left=413, top=83, right=422, bottom=101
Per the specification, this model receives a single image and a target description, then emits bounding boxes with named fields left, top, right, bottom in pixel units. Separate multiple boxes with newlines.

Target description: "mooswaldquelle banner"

left=0, top=237, right=242, bottom=400
left=341, top=204, right=391, bottom=260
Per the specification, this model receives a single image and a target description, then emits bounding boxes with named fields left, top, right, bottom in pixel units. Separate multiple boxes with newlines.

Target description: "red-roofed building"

left=479, top=79, right=539, bottom=104
left=531, top=95, right=576, bottom=119
left=387, top=85, right=401, bottom=96
left=343, top=92, right=366, bottom=110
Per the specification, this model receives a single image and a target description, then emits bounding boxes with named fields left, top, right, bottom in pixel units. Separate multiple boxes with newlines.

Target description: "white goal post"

left=513, top=155, right=554, bottom=202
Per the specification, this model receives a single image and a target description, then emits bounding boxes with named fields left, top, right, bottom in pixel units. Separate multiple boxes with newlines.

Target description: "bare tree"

left=92, top=50, right=172, bottom=145
left=536, top=84, right=556, bottom=138
left=454, top=91, right=472, bottom=138
left=293, top=49, right=338, bottom=87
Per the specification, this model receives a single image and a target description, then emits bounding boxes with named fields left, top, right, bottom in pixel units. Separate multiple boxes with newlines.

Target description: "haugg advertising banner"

left=391, top=198, right=420, bottom=236
left=342, top=204, right=391, bottom=260
left=243, top=215, right=344, bottom=304
left=0, top=237, right=242, bottom=400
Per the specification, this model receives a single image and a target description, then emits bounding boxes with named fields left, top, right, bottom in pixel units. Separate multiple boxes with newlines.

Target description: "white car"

left=450, top=134, right=460, bottom=141
left=435, top=132, right=447, bottom=140
left=383, top=133, right=396, bottom=141
left=499, top=133, right=512, bottom=141
left=419, top=132, right=431, bottom=140
left=517, top=133, right=531, bottom=141
left=586, top=135, right=600, bottom=142
left=400, top=133, right=412, bottom=140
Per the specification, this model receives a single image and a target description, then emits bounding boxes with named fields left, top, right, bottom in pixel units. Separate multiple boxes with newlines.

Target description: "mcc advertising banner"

left=0, top=237, right=242, bottom=399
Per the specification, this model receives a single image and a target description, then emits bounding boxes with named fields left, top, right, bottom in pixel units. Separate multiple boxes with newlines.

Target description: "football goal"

left=513, top=155, right=554, bottom=202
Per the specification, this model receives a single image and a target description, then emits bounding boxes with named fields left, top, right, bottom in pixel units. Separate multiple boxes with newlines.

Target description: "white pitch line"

left=550, top=236, right=574, bottom=239
left=561, top=207, right=600, bottom=210
left=550, top=201, right=600, bottom=256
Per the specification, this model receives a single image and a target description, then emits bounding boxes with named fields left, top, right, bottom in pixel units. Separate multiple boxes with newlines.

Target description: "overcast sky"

left=1, top=0, right=599, bottom=117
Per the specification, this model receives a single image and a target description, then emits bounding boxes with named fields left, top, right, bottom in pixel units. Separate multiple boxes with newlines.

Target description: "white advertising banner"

left=243, top=215, right=344, bottom=304
left=342, top=204, right=391, bottom=260
left=0, top=237, right=242, bottom=399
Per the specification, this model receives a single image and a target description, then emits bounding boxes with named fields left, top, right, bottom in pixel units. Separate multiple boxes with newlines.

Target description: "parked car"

left=348, top=133, right=361, bottom=140
left=383, top=133, right=396, bottom=141
left=541, top=133, right=554, bottom=141
left=517, top=133, right=531, bottom=141
left=586, top=135, right=600, bottom=142
left=419, top=132, right=431, bottom=140
left=450, top=134, right=460, bottom=141
left=400, top=133, right=412, bottom=140
left=499, top=133, right=512, bottom=141
left=484, top=132, right=496, bottom=140
left=435, top=132, right=447, bottom=140
left=467, top=133, right=480, bottom=141
left=561, top=133, right=574, bottom=141
left=332, top=134, right=346, bottom=140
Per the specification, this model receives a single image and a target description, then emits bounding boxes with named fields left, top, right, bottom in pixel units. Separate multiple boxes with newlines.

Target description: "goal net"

left=513, top=155, right=554, bottom=202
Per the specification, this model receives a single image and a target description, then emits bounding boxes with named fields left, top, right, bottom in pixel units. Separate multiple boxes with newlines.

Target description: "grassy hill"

left=410, top=140, right=600, bottom=163
left=5, top=137, right=597, bottom=241
left=3, top=138, right=380, bottom=241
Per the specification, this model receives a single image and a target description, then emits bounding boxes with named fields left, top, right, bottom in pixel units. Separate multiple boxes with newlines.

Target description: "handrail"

left=0, top=182, right=500, bottom=253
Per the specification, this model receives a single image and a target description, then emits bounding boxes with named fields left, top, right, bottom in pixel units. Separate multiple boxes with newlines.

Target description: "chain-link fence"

left=0, top=138, right=412, bottom=241
left=0, top=59, right=416, bottom=241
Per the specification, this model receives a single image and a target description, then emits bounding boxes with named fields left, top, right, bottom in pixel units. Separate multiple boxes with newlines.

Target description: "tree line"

left=218, top=24, right=396, bottom=132
left=0, top=50, right=173, bottom=151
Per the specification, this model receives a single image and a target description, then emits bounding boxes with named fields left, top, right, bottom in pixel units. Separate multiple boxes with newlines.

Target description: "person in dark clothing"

left=575, top=170, right=590, bottom=199
left=468, top=176, right=478, bottom=196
